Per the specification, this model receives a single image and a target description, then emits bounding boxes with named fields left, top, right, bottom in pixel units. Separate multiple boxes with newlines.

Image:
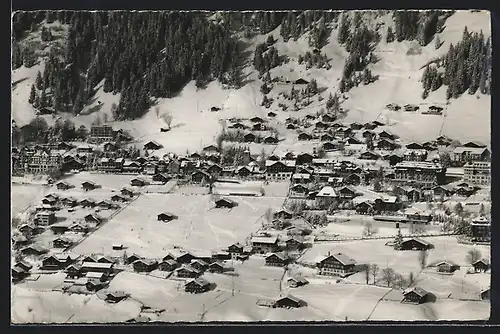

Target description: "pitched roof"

left=403, top=286, right=429, bottom=297
left=251, top=236, right=278, bottom=244
left=320, top=252, right=356, bottom=265
left=317, top=186, right=337, bottom=197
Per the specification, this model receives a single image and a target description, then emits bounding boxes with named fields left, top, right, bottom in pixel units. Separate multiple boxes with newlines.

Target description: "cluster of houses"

left=385, top=103, right=444, bottom=116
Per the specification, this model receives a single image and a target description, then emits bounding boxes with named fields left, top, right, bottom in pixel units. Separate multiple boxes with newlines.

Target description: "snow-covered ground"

left=71, top=193, right=285, bottom=258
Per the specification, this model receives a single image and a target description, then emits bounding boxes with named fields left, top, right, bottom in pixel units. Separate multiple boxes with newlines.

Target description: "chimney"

left=327, top=251, right=330, bottom=256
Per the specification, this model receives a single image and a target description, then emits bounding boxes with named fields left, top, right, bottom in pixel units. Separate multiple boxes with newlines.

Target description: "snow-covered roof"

left=317, top=186, right=337, bottom=197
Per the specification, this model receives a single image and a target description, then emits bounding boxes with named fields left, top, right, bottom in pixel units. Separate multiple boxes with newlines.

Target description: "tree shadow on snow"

left=12, top=77, right=28, bottom=89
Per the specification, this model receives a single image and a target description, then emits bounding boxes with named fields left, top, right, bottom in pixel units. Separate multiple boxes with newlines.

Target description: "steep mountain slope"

left=12, top=10, right=491, bottom=153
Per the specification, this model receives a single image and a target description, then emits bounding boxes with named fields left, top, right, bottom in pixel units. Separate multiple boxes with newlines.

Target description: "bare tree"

left=418, top=250, right=428, bottom=271
left=362, top=222, right=377, bottom=237
left=92, top=114, right=102, bottom=126
left=381, top=267, right=396, bottom=287
left=370, top=264, right=380, bottom=285
left=111, top=103, right=118, bottom=120
left=155, top=106, right=160, bottom=118
left=360, top=264, right=370, bottom=284
left=393, top=273, right=406, bottom=288
left=102, top=113, right=109, bottom=124
left=162, top=113, right=173, bottom=129
left=408, top=272, right=415, bottom=286
left=466, top=249, right=482, bottom=266
left=264, top=207, right=273, bottom=222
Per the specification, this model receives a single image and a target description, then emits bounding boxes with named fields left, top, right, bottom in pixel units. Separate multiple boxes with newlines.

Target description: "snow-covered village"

left=11, top=10, right=491, bottom=322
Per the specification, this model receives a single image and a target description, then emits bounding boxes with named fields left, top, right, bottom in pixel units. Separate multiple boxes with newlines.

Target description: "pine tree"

left=28, top=84, right=36, bottom=104
left=338, top=14, right=350, bottom=44
left=393, top=229, right=403, bottom=250
left=72, top=87, right=86, bottom=114
left=35, top=71, right=43, bottom=90
left=386, top=26, right=395, bottom=43
left=434, top=35, right=441, bottom=49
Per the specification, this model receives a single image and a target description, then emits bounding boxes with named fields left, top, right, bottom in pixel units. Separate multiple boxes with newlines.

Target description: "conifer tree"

left=386, top=26, right=395, bottom=43
left=35, top=71, right=43, bottom=90
left=28, top=84, right=36, bottom=104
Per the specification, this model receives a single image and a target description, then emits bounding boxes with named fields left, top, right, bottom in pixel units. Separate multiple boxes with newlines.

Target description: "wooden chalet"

left=263, top=136, right=279, bottom=144
left=287, top=276, right=309, bottom=288
left=52, top=237, right=73, bottom=248
left=176, top=265, right=201, bottom=278
left=190, top=259, right=209, bottom=272
left=208, top=261, right=225, bottom=273
left=176, top=252, right=196, bottom=264
left=105, top=291, right=128, bottom=303
left=56, top=181, right=73, bottom=190
left=434, top=260, right=460, bottom=273
left=120, top=187, right=136, bottom=197
left=191, top=170, right=211, bottom=184
left=402, top=287, right=429, bottom=304
left=481, top=288, right=490, bottom=301
left=215, top=197, right=237, bottom=209
left=400, top=238, right=433, bottom=251
left=84, top=214, right=102, bottom=224
left=143, top=141, right=163, bottom=150
left=275, top=295, right=307, bottom=308
left=244, top=132, right=256, bottom=142
left=159, top=259, right=179, bottom=271
left=317, top=252, right=357, bottom=277
left=250, top=116, right=265, bottom=124
left=157, top=212, right=178, bottom=222
left=81, top=262, right=114, bottom=274
left=125, top=253, right=141, bottom=265
left=472, top=259, right=490, bottom=273
left=132, top=259, right=158, bottom=272
left=250, top=235, right=279, bottom=254
left=185, top=277, right=212, bottom=294
left=81, top=181, right=98, bottom=191
left=298, top=132, right=313, bottom=141
left=20, top=245, right=48, bottom=257
left=130, top=178, right=148, bottom=187
left=360, top=151, right=380, bottom=160
left=265, top=253, right=288, bottom=267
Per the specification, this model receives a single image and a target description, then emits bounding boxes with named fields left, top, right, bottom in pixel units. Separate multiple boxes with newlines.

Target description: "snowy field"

left=300, top=236, right=490, bottom=277
left=11, top=286, right=141, bottom=323
left=11, top=184, right=49, bottom=217
left=72, top=194, right=285, bottom=257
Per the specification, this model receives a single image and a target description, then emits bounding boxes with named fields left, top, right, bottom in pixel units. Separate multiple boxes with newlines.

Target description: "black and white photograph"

left=11, top=9, right=491, bottom=323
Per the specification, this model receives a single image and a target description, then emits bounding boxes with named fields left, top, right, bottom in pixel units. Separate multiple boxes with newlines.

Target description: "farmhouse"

left=105, top=291, right=128, bottom=303
left=143, top=162, right=157, bottom=175
left=191, top=170, right=212, bottom=184
left=355, top=201, right=374, bottom=214
left=317, top=186, right=338, bottom=200
left=360, top=151, right=380, bottom=160
left=336, top=126, right=352, bottom=139
left=378, top=130, right=396, bottom=140
left=130, top=178, right=148, bottom=187
left=265, top=253, right=287, bottom=267
left=97, top=200, right=114, bottom=209
left=251, top=235, right=279, bottom=254
left=12, top=266, right=30, bottom=281
left=403, top=149, right=428, bottom=162
left=215, top=197, right=237, bottom=208
left=80, top=197, right=97, bottom=208
left=434, top=260, right=460, bottom=273
left=472, top=259, right=490, bottom=273
left=144, top=141, right=163, bottom=150
left=400, top=238, right=433, bottom=251
left=42, top=254, right=78, bottom=270
left=275, top=295, right=306, bottom=308
left=263, top=136, right=279, bottom=144
left=244, top=132, right=256, bottom=142
left=133, top=259, right=158, bottom=272
left=152, top=173, right=171, bottom=183
left=206, top=163, right=223, bottom=176
left=52, top=237, right=73, bottom=249
left=290, top=184, right=309, bottom=197
left=402, top=287, right=429, bottom=304
left=159, top=259, right=179, bottom=271
left=185, top=277, right=211, bottom=294
left=84, top=214, right=102, bottom=224
left=404, top=104, right=419, bottom=112
left=190, top=259, right=209, bottom=272
left=157, top=212, right=178, bottom=222
left=470, top=216, right=491, bottom=242
left=481, top=288, right=490, bottom=301
left=284, top=236, right=306, bottom=251
left=81, top=181, right=98, bottom=191
left=250, top=116, right=265, bottom=123
left=296, top=153, right=314, bottom=165
left=286, top=123, right=297, bottom=130
left=208, top=261, right=225, bottom=273
left=56, top=181, right=72, bottom=190
left=125, top=254, right=141, bottom=265
left=14, top=261, right=33, bottom=272
left=176, top=265, right=201, bottom=278
left=337, top=185, right=357, bottom=200
left=203, top=145, right=220, bottom=154
left=69, top=222, right=89, bottom=233
left=265, top=160, right=296, bottom=181
left=274, top=209, right=293, bottom=220
left=176, top=252, right=196, bottom=264
left=287, top=276, right=309, bottom=288
left=317, top=252, right=357, bottom=277
left=298, top=132, right=313, bottom=141
left=374, top=197, right=402, bottom=213
left=377, top=138, right=399, bottom=150
left=227, top=243, right=244, bottom=255
left=81, top=262, right=114, bottom=274
left=121, top=187, right=136, bottom=197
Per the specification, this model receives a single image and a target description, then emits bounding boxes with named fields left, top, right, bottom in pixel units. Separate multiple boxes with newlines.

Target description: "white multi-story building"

left=464, top=161, right=491, bottom=186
